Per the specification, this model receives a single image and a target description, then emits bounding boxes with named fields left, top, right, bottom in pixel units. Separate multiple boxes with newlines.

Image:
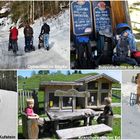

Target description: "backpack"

left=116, top=36, right=129, bottom=57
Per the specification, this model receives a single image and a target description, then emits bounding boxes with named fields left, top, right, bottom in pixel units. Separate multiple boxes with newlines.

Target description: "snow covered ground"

left=0, top=8, right=70, bottom=69
left=122, top=82, right=140, bottom=139
left=0, top=90, right=17, bottom=139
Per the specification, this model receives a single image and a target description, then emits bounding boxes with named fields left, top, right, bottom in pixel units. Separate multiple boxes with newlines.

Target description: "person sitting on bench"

left=97, top=97, right=113, bottom=124
left=25, top=98, right=39, bottom=119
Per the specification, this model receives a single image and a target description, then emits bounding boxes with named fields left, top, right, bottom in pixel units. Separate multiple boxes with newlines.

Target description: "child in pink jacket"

left=25, top=98, right=39, bottom=119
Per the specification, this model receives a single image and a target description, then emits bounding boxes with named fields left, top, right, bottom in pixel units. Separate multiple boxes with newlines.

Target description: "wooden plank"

left=47, top=109, right=98, bottom=121
left=56, top=124, right=112, bottom=139
left=55, top=89, right=90, bottom=97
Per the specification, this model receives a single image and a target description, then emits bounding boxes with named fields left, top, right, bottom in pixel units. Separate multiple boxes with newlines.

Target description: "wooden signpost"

left=55, top=89, right=90, bottom=97
left=71, top=1, right=93, bottom=36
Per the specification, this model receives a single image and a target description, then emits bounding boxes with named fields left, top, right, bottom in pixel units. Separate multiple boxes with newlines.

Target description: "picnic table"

left=45, top=109, right=99, bottom=130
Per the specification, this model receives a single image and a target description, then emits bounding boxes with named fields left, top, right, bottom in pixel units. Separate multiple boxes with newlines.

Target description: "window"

left=102, top=83, right=109, bottom=89
left=87, top=81, right=98, bottom=90
left=88, top=92, right=97, bottom=106
left=63, top=97, right=72, bottom=107
left=49, top=93, right=59, bottom=108
left=101, top=93, right=108, bottom=105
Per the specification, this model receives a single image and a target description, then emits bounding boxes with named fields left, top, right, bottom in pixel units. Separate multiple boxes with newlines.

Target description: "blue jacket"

left=121, top=29, right=137, bottom=52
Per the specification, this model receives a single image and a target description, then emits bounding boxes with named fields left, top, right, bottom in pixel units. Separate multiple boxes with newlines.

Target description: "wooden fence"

left=18, top=89, right=39, bottom=114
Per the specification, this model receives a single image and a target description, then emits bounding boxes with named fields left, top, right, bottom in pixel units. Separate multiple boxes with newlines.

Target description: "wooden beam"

left=55, top=89, right=90, bottom=97
left=110, top=1, right=127, bottom=31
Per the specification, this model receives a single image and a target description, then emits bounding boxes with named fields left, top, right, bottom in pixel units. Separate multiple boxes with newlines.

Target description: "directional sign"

left=71, top=1, right=93, bottom=36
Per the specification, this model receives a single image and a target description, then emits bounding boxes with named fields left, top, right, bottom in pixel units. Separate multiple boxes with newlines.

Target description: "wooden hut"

left=75, top=74, right=119, bottom=108
left=39, top=74, right=119, bottom=111
left=39, top=81, right=83, bottom=111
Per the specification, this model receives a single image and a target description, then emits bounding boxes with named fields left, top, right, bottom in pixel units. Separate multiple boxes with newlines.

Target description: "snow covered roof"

left=75, top=73, right=119, bottom=83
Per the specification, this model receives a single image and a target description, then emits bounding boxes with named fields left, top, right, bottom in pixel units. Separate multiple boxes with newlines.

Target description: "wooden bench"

left=56, top=124, right=112, bottom=139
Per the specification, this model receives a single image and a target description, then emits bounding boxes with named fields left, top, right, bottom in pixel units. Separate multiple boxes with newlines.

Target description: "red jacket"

left=11, top=27, right=18, bottom=40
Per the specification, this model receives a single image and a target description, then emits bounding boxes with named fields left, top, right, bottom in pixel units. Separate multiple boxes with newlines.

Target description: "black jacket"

left=41, top=23, right=50, bottom=34
left=103, top=105, right=113, bottom=116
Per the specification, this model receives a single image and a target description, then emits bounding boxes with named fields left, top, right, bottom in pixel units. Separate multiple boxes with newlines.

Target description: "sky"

left=17, top=70, right=122, bottom=83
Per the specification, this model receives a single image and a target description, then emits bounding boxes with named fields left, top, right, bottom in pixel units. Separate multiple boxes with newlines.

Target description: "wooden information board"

left=71, top=1, right=93, bottom=36
left=93, top=1, right=112, bottom=33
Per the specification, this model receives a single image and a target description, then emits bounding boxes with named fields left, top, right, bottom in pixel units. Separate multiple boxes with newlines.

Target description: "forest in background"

left=0, top=1, right=69, bottom=27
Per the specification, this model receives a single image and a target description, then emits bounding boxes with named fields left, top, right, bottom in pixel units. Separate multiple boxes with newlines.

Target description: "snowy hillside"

left=0, top=5, right=70, bottom=69
left=122, top=83, right=140, bottom=139
left=0, top=90, right=17, bottom=138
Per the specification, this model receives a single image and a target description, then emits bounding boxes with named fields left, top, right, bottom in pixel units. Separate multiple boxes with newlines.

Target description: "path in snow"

left=0, top=10, right=70, bottom=69
left=122, top=83, right=140, bottom=139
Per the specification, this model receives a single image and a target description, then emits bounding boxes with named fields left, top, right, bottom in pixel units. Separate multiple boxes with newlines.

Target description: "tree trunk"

left=55, top=1, right=59, bottom=14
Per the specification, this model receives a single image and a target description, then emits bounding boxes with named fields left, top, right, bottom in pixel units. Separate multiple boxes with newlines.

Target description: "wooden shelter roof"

left=75, top=73, right=119, bottom=83
left=39, top=81, right=83, bottom=90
